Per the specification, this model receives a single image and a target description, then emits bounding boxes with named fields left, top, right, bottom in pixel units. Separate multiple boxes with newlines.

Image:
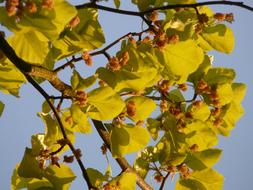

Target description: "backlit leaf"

left=110, top=124, right=150, bottom=157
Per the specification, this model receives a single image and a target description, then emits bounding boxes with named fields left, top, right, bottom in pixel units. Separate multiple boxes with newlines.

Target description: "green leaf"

left=0, top=61, right=26, bottom=96
left=204, top=67, right=236, bottom=85
left=201, top=24, right=234, bottom=54
left=186, top=149, right=222, bottom=170
left=216, top=83, right=233, bottom=106
left=11, top=165, right=31, bottom=190
left=31, top=134, right=46, bottom=156
left=71, top=70, right=96, bottom=90
left=231, top=83, right=246, bottom=104
left=44, top=164, right=76, bottom=190
left=107, top=172, right=136, bottom=190
left=221, top=101, right=244, bottom=131
left=96, top=67, right=159, bottom=92
left=175, top=178, right=206, bottom=190
left=176, top=169, right=223, bottom=190
left=146, top=118, right=160, bottom=141
left=114, top=0, right=121, bottom=8
left=70, top=104, right=92, bottom=134
left=53, top=8, right=105, bottom=60
left=17, top=0, right=77, bottom=40
left=126, top=96, right=156, bottom=122
left=87, top=86, right=125, bottom=120
left=86, top=168, right=106, bottom=188
left=8, top=30, right=49, bottom=65
left=40, top=114, right=74, bottom=153
left=110, top=124, right=150, bottom=157
left=189, top=169, right=223, bottom=190
left=187, top=102, right=210, bottom=121
left=156, top=40, right=204, bottom=83
left=18, top=148, right=43, bottom=179
left=0, top=100, right=4, bottom=117
left=27, top=178, right=53, bottom=190
left=185, top=121, right=217, bottom=151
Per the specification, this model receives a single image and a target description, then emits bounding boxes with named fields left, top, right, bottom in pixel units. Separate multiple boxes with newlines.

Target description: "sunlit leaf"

left=110, top=124, right=150, bottom=157
left=87, top=86, right=125, bottom=120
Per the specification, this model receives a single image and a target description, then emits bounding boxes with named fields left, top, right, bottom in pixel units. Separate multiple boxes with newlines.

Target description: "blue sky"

left=0, top=0, right=253, bottom=190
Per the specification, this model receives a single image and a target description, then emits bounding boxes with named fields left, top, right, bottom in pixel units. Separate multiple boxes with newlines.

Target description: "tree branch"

left=76, top=1, right=253, bottom=16
left=0, top=34, right=95, bottom=190
left=92, top=120, right=153, bottom=190
left=159, top=172, right=170, bottom=190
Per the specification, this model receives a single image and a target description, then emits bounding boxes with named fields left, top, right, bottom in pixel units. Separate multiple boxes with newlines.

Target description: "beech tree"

left=0, top=0, right=252, bottom=190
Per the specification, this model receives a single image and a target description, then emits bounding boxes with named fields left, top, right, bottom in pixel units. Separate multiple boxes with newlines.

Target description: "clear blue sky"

left=0, top=0, right=253, bottom=190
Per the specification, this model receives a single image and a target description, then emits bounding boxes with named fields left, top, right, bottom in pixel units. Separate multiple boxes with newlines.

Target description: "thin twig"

left=76, top=1, right=253, bottom=16
left=159, top=172, right=170, bottom=190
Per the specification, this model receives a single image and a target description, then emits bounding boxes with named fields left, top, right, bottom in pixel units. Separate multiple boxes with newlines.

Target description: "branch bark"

left=92, top=120, right=153, bottom=190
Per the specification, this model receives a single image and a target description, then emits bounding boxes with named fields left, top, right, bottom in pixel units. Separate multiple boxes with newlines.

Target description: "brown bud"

left=51, top=156, right=60, bottom=167
left=189, top=144, right=199, bottom=152
left=101, top=144, right=107, bottom=155
left=214, top=13, right=226, bottom=22
left=178, top=83, right=188, bottom=92
left=119, top=51, right=129, bottom=66
left=128, top=36, right=136, bottom=44
left=98, top=80, right=106, bottom=87
left=154, top=174, right=163, bottom=183
left=197, top=79, right=208, bottom=91
left=74, top=148, right=82, bottom=158
left=82, top=51, right=93, bottom=66
left=213, top=117, right=223, bottom=127
left=168, top=34, right=179, bottom=44
left=225, top=13, right=234, bottom=23
left=178, top=164, right=190, bottom=179
left=195, top=23, right=203, bottom=34
left=26, top=2, right=37, bottom=14
left=69, top=16, right=80, bottom=28
left=108, top=57, right=121, bottom=71
left=192, top=100, right=203, bottom=108
left=159, top=80, right=170, bottom=94
left=42, top=0, right=54, bottom=9
left=126, top=100, right=136, bottom=117
left=198, top=13, right=209, bottom=24
left=211, top=107, right=221, bottom=117
left=63, top=155, right=74, bottom=163
left=160, top=100, right=168, bottom=112
left=150, top=11, right=159, bottom=22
